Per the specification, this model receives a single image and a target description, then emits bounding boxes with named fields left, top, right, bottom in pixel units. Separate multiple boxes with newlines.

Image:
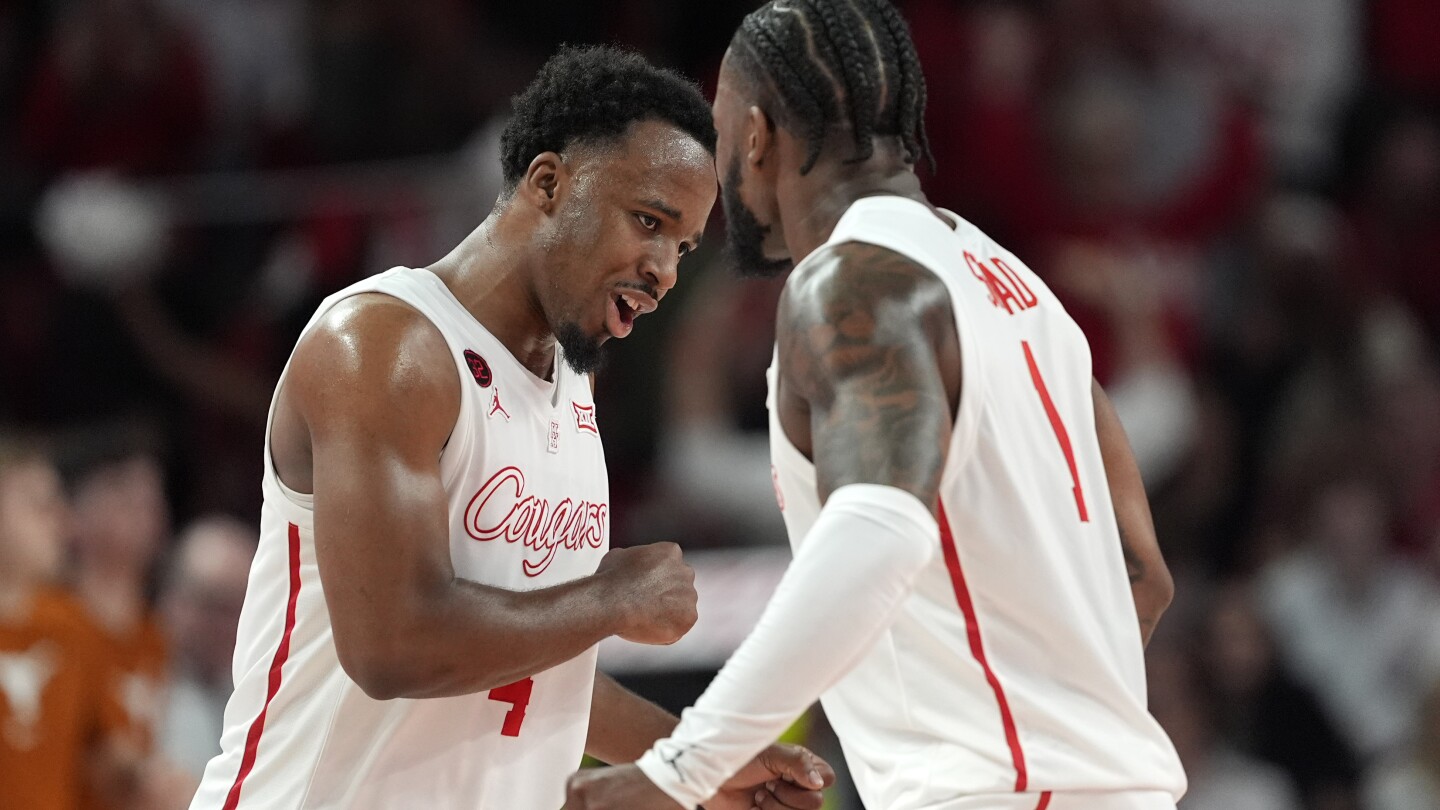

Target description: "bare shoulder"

left=287, top=293, right=460, bottom=442
left=777, top=241, right=955, bottom=401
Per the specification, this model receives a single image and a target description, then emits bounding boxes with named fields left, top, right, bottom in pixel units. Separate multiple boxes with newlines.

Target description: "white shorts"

left=931, top=791, right=1176, bottom=810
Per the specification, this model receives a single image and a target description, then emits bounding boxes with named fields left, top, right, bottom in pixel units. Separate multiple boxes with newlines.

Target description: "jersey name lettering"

left=464, top=466, right=608, bottom=576
left=965, top=252, right=1038, bottom=315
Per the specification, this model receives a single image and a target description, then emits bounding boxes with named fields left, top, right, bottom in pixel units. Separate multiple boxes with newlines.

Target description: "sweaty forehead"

left=582, top=120, right=716, bottom=221
left=602, top=121, right=712, bottom=183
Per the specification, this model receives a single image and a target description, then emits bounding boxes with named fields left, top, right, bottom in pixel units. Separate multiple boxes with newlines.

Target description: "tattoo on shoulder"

left=779, top=242, right=956, bottom=503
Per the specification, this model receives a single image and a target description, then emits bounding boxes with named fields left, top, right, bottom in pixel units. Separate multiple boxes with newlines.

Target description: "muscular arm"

left=1092, top=379, right=1173, bottom=647
left=289, top=296, right=687, bottom=700
left=628, top=244, right=953, bottom=808
left=786, top=243, right=958, bottom=507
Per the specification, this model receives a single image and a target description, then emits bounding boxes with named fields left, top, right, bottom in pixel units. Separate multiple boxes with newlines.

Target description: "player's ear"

left=746, top=105, right=775, bottom=168
left=522, top=152, right=565, bottom=213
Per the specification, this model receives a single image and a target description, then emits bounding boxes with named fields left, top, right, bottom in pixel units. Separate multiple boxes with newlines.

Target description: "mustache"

left=614, top=280, right=659, bottom=299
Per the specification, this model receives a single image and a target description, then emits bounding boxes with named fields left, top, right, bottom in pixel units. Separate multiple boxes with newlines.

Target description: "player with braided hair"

left=736, top=11, right=839, bottom=174
left=736, top=0, right=931, bottom=174
left=568, top=1, right=1186, bottom=809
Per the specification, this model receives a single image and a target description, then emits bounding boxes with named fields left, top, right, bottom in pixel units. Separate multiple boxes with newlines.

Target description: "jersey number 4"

left=488, top=678, right=533, bottom=737
left=1022, top=341, right=1089, bottom=522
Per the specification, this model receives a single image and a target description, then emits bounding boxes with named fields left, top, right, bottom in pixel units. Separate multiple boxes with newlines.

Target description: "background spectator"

left=1149, top=644, right=1303, bottom=810
left=65, top=437, right=175, bottom=808
left=0, top=437, right=186, bottom=809
left=1201, top=580, right=1360, bottom=809
left=157, top=515, right=254, bottom=779
left=1259, top=478, right=1440, bottom=759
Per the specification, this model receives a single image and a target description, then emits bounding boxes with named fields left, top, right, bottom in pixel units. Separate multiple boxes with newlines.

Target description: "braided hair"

left=731, top=0, right=933, bottom=175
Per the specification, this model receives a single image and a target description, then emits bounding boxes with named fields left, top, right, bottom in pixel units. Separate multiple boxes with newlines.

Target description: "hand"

left=564, top=744, right=834, bottom=810
left=710, top=743, right=834, bottom=810
left=596, top=543, right=698, bottom=645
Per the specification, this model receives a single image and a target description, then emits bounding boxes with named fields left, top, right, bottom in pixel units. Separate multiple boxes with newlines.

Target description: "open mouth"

left=606, top=289, right=657, bottom=339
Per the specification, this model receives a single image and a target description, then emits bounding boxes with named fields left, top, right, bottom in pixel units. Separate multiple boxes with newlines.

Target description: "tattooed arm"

left=564, top=243, right=957, bottom=810
left=778, top=242, right=960, bottom=507
left=1092, top=379, right=1173, bottom=647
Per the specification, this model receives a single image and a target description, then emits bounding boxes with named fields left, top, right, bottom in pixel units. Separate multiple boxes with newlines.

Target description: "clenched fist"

left=597, top=543, right=698, bottom=645
left=565, top=743, right=834, bottom=810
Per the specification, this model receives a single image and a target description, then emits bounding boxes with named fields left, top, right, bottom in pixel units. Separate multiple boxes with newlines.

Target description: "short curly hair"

left=499, top=45, right=717, bottom=191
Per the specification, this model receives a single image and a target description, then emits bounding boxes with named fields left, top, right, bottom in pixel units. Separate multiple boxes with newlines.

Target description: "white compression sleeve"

left=635, top=483, right=938, bottom=808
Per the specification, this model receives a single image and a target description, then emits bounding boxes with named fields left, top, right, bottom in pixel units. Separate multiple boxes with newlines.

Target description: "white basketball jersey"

left=768, top=198, right=1186, bottom=809
left=191, top=267, right=609, bottom=810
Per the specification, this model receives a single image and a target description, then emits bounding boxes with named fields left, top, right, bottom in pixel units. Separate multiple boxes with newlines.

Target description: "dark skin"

left=1092, top=379, right=1174, bottom=645
left=267, top=119, right=828, bottom=808
left=568, top=46, right=1172, bottom=810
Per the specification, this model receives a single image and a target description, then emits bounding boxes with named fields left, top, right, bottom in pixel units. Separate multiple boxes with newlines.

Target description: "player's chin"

left=556, top=320, right=610, bottom=376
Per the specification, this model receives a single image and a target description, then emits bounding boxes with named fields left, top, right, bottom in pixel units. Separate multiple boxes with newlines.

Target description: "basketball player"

left=566, top=2, right=1187, bottom=809
left=190, top=46, right=830, bottom=810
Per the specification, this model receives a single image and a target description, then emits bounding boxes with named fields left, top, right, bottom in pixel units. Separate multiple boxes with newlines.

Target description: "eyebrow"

left=640, top=198, right=683, bottom=222
left=640, top=197, right=704, bottom=250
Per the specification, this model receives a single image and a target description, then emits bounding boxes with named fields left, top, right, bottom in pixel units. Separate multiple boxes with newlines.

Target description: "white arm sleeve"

left=635, top=483, right=938, bottom=808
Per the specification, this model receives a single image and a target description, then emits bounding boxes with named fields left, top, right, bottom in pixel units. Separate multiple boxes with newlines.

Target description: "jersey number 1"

left=1022, top=341, right=1089, bottom=522
left=488, top=677, right=533, bottom=737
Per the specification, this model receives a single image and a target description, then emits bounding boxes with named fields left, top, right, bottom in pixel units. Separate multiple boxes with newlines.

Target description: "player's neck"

left=778, top=156, right=927, bottom=265
left=428, top=215, right=559, bottom=380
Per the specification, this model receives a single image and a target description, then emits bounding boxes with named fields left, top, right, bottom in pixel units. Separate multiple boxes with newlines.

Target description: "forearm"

left=636, top=485, right=935, bottom=808
left=1133, top=592, right=1166, bottom=647
left=1111, top=480, right=1173, bottom=649
left=587, top=672, right=679, bottom=764
left=1093, top=379, right=1173, bottom=648
left=1125, top=538, right=1173, bottom=649
left=358, top=575, right=622, bottom=700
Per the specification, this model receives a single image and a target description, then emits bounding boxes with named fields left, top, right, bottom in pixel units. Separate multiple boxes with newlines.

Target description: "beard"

left=722, top=160, right=793, bottom=279
left=555, top=321, right=607, bottom=376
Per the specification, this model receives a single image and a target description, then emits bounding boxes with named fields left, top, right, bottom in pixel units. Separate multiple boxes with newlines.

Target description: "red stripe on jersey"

left=937, top=503, right=1030, bottom=791
left=1035, top=791, right=1053, bottom=810
left=1022, top=341, right=1089, bottom=522
left=223, top=521, right=303, bottom=810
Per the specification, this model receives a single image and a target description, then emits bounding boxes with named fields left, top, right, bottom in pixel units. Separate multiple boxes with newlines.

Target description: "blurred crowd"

left=2, top=0, right=1440, bottom=808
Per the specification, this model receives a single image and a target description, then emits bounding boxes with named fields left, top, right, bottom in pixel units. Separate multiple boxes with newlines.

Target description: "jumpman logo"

left=660, top=743, right=694, bottom=784
left=488, top=386, right=512, bottom=422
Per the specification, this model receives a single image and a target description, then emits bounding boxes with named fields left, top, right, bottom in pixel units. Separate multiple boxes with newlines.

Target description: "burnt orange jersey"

left=0, top=589, right=127, bottom=810
left=92, top=613, right=168, bottom=753
left=81, top=612, right=169, bottom=810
